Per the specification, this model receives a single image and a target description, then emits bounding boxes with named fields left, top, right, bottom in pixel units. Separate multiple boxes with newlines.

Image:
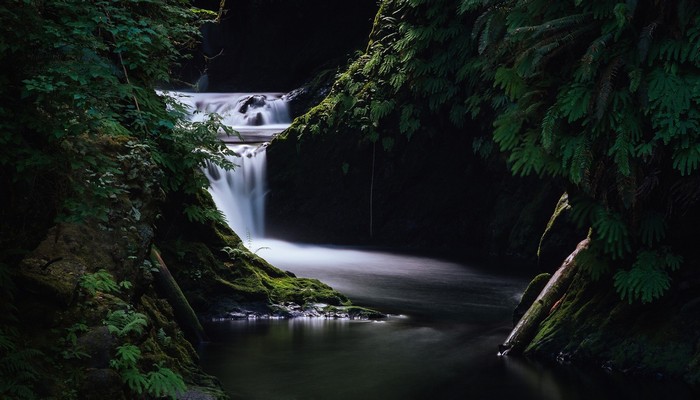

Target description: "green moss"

left=512, top=272, right=551, bottom=325
left=262, top=275, right=349, bottom=306
left=524, top=261, right=700, bottom=386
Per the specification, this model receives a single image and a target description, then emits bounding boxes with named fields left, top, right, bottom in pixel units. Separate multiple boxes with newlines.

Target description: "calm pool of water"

left=198, top=240, right=694, bottom=400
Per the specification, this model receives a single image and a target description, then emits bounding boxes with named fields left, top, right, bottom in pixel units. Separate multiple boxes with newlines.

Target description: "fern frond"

left=541, top=107, right=559, bottom=151
left=508, top=133, right=546, bottom=176
left=595, top=56, right=624, bottom=120
left=672, top=144, right=700, bottom=176
left=614, top=251, right=672, bottom=303
left=510, top=13, right=590, bottom=39
left=145, top=364, right=186, bottom=399
left=639, top=211, right=666, bottom=246
left=493, top=111, right=523, bottom=151
left=614, top=260, right=671, bottom=304
left=494, top=67, right=526, bottom=99
left=591, top=208, right=631, bottom=259
left=122, top=367, right=148, bottom=394
left=558, top=83, right=592, bottom=123
left=577, top=32, right=612, bottom=82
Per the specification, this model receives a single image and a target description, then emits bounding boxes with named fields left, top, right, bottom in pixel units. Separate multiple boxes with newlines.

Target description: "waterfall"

left=164, top=91, right=291, bottom=142
left=165, top=91, right=291, bottom=242
left=204, top=144, right=269, bottom=239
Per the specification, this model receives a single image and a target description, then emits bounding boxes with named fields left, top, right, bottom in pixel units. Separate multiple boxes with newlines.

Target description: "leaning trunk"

left=499, top=237, right=590, bottom=355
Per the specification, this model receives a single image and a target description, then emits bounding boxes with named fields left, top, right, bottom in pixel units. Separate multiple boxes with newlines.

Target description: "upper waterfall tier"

left=164, top=91, right=292, bottom=142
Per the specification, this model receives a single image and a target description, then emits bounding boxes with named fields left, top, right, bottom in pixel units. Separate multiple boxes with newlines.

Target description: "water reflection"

left=198, top=242, right=696, bottom=400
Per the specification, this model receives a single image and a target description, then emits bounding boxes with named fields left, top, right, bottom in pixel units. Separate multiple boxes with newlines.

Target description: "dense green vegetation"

left=287, top=0, right=700, bottom=304
left=0, top=1, right=231, bottom=398
left=0, top=1, right=350, bottom=398
left=1, top=0, right=699, bottom=396
left=0, top=0, right=233, bottom=233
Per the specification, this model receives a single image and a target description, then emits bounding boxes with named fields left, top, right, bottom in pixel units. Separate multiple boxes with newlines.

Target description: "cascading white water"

left=166, top=91, right=291, bottom=142
left=203, top=144, right=269, bottom=239
left=165, top=91, right=291, bottom=241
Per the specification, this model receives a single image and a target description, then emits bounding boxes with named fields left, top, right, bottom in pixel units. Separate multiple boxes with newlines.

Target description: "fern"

left=591, top=208, right=631, bottom=259
left=540, top=107, right=559, bottom=151
left=493, top=112, right=523, bottom=151
left=639, top=211, right=666, bottom=246
left=182, top=204, right=226, bottom=225
left=114, top=344, right=141, bottom=368
left=494, top=67, right=525, bottom=100
left=369, top=99, right=396, bottom=123
left=80, top=269, right=120, bottom=296
left=145, top=363, right=187, bottom=399
left=672, top=144, right=700, bottom=176
left=558, top=84, right=592, bottom=123
left=614, top=250, right=676, bottom=304
left=578, top=243, right=611, bottom=281
left=122, top=367, right=148, bottom=395
left=104, top=309, right=148, bottom=337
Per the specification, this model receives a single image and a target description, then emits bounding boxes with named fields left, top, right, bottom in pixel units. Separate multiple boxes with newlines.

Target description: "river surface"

left=198, top=240, right=693, bottom=400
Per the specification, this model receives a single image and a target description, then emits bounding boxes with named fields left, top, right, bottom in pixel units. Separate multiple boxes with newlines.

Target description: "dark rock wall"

left=188, top=0, right=379, bottom=91
left=267, top=125, right=568, bottom=270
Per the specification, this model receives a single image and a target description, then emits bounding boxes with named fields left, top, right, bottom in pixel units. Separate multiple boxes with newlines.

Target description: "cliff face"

left=266, top=118, right=569, bottom=269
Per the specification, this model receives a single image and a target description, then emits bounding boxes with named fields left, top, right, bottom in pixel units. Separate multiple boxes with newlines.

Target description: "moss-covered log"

left=500, top=238, right=590, bottom=355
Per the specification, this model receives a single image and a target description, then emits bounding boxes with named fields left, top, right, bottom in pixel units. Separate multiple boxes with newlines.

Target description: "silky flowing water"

left=172, top=91, right=694, bottom=400
left=198, top=241, right=693, bottom=400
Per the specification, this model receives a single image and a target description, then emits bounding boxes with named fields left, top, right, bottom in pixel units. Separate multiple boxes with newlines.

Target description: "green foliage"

left=221, top=246, right=247, bottom=260
left=0, top=342, right=42, bottom=400
left=288, top=0, right=698, bottom=303
left=462, top=0, right=700, bottom=302
left=103, top=309, right=148, bottom=338
left=80, top=269, right=121, bottom=296
left=145, top=363, right=187, bottom=399
left=614, top=250, right=683, bottom=304
left=59, top=323, right=90, bottom=360
left=183, top=204, right=226, bottom=225
left=104, top=308, right=186, bottom=398
left=110, top=344, right=185, bottom=398
left=0, top=265, right=41, bottom=400
left=0, top=0, right=232, bottom=225
left=157, top=328, right=172, bottom=346
left=112, top=344, right=142, bottom=369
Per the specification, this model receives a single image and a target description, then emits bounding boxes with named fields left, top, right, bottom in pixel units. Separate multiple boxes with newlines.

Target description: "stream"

left=170, top=91, right=694, bottom=400
left=198, top=240, right=692, bottom=400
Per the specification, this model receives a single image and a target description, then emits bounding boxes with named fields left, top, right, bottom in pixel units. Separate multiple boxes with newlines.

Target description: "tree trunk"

left=499, top=237, right=590, bottom=356
left=150, top=247, right=208, bottom=344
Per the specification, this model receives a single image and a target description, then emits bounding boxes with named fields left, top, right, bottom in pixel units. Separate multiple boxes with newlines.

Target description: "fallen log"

left=499, top=237, right=590, bottom=356
left=150, top=246, right=208, bottom=344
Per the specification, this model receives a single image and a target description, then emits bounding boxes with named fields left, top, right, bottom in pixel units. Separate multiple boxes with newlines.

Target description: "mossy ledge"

left=154, top=187, right=362, bottom=321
